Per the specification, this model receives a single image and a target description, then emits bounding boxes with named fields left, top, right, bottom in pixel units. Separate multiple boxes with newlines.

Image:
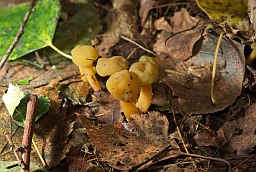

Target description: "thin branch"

left=21, top=94, right=38, bottom=172
left=170, top=107, right=189, bottom=154
left=164, top=19, right=201, bottom=46
left=0, top=0, right=37, bottom=70
left=0, top=127, right=19, bottom=156
left=120, top=35, right=157, bottom=56
left=125, top=144, right=172, bottom=172
left=4, top=132, right=26, bottom=170
left=179, top=151, right=231, bottom=172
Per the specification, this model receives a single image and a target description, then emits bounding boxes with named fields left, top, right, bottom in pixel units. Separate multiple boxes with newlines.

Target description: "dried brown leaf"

left=153, top=8, right=202, bottom=60
left=164, top=33, right=245, bottom=114
left=78, top=111, right=172, bottom=170
left=248, top=0, right=256, bottom=40
left=154, top=17, right=172, bottom=31
left=217, top=103, right=256, bottom=155
left=194, top=130, right=218, bottom=147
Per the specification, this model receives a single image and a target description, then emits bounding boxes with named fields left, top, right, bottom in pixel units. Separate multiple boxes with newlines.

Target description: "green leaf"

left=13, top=75, right=33, bottom=85
left=48, top=0, right=102, bottom=63
left=2, top=84, right=25, bottom=116
left=2, top=84, right=50, bottom=126
left=0, top=0, right=61, bottom=60
left=158, top=102, right=171, bottom=112
left=0, top=161, right=47, bottom=172
left=13, top=93, right=50, bottom=127
left=196, top=0, right=248, bottom=23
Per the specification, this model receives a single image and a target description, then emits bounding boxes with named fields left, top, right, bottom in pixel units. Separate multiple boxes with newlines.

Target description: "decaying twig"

left=4, top=132, right=26, bottom=170
left=120, top=35, right=157, bottom=56
left=125, top=145, right=231, bottom=172
left=21, top=94, right=38, bottom=172
left=0, top=0, right=37, bottom=70
left=125, top=144, right=172, bottom=172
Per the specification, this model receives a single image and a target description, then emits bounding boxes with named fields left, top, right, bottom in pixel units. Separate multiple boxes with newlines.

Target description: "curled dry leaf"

left=153, top=8, right=202, bottom=60
left=139, top=0, right=155, bottom=26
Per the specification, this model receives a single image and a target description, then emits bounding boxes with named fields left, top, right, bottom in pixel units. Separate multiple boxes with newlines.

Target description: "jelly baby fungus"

left=96, top=56, right=128, bottom=77
left=71, top=45, right=101, bottom=91
left=106, top=70, right=140, bottom=121
left=129, top=56, right=159, bottom=113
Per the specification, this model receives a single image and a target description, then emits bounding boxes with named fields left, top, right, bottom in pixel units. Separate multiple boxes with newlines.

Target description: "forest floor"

left=0, top=0, right=256, bottom=171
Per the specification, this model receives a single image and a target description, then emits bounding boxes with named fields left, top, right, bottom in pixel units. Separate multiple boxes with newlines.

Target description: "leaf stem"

left=32, top=138, right=47, bottom=167
left=47, top=42, right=72, bottom=59
left=211, top=32, right=224, bottom=104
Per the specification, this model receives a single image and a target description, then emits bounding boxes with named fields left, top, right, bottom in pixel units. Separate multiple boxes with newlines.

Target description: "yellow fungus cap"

left=71, top=45, right=99, bottom=67
left=96, top=56, right=128, bottom=77
left=139, top=55, right=159, bottom=67
left=106, top=70, right=140, bottom=102
left=129, top=61, right=158, bottom=87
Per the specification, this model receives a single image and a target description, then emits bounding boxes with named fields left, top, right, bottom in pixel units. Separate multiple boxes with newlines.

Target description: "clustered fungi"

left=71, top=45, right=159, bottom=121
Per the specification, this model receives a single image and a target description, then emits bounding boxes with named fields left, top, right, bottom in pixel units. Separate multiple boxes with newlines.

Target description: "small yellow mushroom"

left=71, top=45, right=101, bottom=91
left=106, top=70, right=140, bottom=121
left=96, top=56, right=128, bottom=77
left=129, top=56, right=159, bottom=113
left=246, top=43, right=256, bottom=64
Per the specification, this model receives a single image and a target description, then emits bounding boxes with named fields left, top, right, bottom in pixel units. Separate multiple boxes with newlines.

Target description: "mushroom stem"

left=136, top=85, right=152, bottom=113
left=119, top=101, right=139, bottom=121
left=84, top=66, right=101, bottom=91
left=78, top=66, right=88, bottom=82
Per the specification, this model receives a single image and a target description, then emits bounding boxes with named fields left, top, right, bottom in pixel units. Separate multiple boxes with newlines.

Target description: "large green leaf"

left=0, top=0, right=60, bottom=60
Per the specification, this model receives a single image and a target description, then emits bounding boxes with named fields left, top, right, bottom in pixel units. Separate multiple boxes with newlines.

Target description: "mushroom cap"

left=251, top=43, right=256, bottom=49
left=139, top=55, right=159, bottom=67
left=96, top=56, right=128, bottom=77
left=106, top=70, right=140, bottom=102
left=71, top=45, right=99, bottom=67
left=129, top=61, right=158, bottom=86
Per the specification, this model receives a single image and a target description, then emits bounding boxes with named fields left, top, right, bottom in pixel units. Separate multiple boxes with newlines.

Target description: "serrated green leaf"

left=13, top=75, right=33, bottom=85
left=0, top=0, right=60, bottom=60
left=13, top=93, right=50, bottom=127
left=0, top=160, right=47, bottom=172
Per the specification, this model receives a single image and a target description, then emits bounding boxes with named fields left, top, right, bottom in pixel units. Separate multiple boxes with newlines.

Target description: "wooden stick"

left=21, top=94, right=38, bottom=172
left=120, top=35, right=157, bottom=56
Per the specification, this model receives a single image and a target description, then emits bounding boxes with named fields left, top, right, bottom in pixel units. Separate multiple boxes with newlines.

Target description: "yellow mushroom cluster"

left=71, top=45, right=159, bottom=121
